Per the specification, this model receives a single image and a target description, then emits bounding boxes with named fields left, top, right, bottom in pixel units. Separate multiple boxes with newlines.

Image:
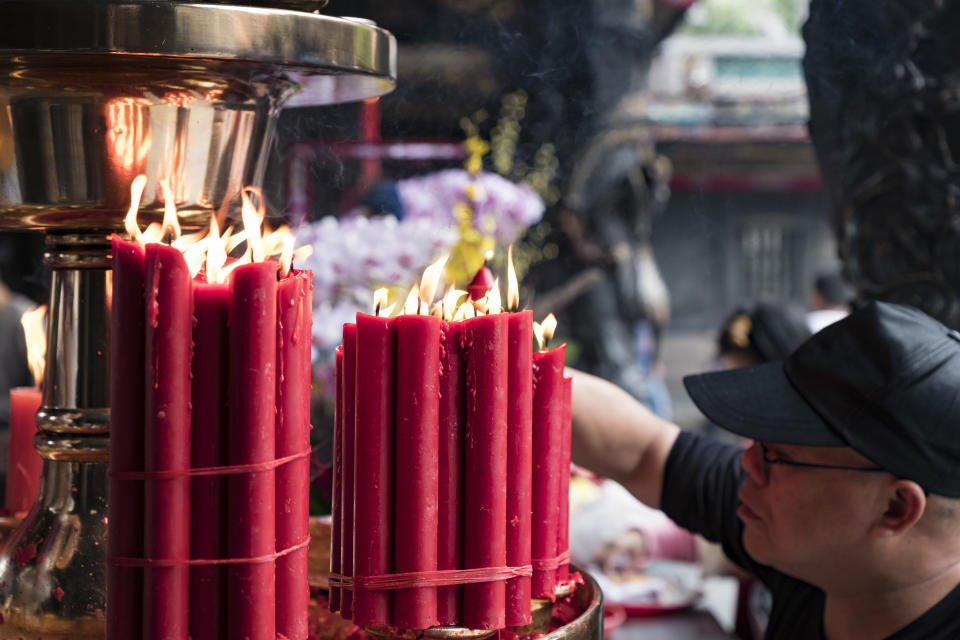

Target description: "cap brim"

left=683, top=361, right=847, bottom=447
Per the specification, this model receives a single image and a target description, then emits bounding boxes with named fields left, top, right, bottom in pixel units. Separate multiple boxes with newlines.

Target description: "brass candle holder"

left=0, top=2, right=395, bottom=636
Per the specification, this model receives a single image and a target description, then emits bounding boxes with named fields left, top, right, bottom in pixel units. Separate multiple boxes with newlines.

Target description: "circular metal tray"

left=0, top=1, right=396, bottom=105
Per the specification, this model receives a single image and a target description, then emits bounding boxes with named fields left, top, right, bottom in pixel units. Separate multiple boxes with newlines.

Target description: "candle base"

left=365, top=625, right=497, bottom=640
left=0, top=452, right=108, bottom=639
left=0, top=236, right=111, bottom=638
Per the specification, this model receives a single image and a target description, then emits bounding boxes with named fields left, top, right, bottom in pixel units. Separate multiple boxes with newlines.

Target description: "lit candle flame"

left=293, top=245, right=314, bottom=263
left=158, top=178, right=182, bottom=244
left=121, top=176, right=310, bottom=283
left=419, top=252, right=449, bottom=308
left=507, top=244, right=520, bottom=311
left=124, top=174, right=147, bottom=243
left=20, top=305, right=46, bottom=387
left=373, top=288, right=389, bottom=316
left=278, top=233, right=295, bottom=278
left=453, top=300, right=476, bottom=321
left=485, top=278, right=502, bottom=315
left=533, top=312, right=558, bottom=351
left=240, top=187, right=264, bottom=264
left=205, top=216, right=228, bottom=283
left=441, top=284, right=466, bottom=321
left=403, top=283, right=424, bottom=315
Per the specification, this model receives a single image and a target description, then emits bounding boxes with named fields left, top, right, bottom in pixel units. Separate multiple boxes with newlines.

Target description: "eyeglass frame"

left=757, top=441, right=888, bottom=483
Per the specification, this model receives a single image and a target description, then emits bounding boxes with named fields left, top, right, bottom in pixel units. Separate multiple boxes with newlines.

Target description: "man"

left=571, top=301, right=960, bottom=639
left=806, top=271, right=852, bottom=335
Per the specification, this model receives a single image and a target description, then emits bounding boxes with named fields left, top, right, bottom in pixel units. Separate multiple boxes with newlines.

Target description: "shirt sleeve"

left=659, top=430, right=760, bottom=574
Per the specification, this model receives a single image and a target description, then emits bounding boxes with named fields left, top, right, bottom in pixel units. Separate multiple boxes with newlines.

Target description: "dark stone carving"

left=803, top=0, right=960, bottom=328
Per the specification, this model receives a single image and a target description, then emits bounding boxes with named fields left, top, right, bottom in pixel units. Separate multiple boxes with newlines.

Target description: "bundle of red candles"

left=330, top=251, right=573, bottom=632
left=107, top=178, right=313, bottom=640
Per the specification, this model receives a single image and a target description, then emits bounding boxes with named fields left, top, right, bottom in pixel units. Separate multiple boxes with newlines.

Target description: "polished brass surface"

left=366, top=626, right=497, bottom=640
left=0, top=2, right=397, bottom=231
left=0, top=2, right=393, bottom=88
left=0, top=237, right=111, bottom=637
left=543, top=569, right=603, bottom=640
left=0, top=458, right=108, bottom=638
left=0, top=2, right=396, bottom=634
left=362, top=567, right=602, bottom=640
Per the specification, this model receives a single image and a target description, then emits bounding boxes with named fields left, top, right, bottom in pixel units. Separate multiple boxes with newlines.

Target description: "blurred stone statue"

left=529, top=0, right=690, bottom=416
left=803, top=0, right=960, bottom=328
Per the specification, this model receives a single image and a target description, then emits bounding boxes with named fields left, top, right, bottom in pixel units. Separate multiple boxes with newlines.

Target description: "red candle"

left=393, top=314, right=440, bottom=630
left=276, top=270, right=314, bottom=639
left=340, top=324, right=358, bottom=620
left=353, top=312, right=395, bottom=627
left=6, top=386, right=42, bottom=514
left=330, top=345, right=344, bottom=614
left=143, top=243, right=193, bottom=639
left=557, top=376, right=573, bottom=584
left=108, top=236, right=146, bottom=640
left=189, top=279, right=229, bottom=639
left=437, top=320, right=464, bottom=625
left=531, top=344, right=565, bottom=598
left=228, top=261, right=278, bottom=640
left=467, top=265, right=495, bottom=301
left=461, top=313, right=509, bottom=630
left=505, top=310, right=533, bottom=626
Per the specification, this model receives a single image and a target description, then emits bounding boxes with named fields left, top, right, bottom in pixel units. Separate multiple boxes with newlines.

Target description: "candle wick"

left=375, top=303, right=381, bottom=317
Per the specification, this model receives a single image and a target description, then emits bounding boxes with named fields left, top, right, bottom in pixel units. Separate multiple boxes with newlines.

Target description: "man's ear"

left=871, top=480, right=926, bottom=537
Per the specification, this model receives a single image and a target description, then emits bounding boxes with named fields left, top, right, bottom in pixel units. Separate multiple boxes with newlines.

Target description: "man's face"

left=737, top=441, right=888, bottom=585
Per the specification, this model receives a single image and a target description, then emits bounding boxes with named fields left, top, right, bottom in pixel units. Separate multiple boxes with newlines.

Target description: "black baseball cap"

left=684, top=301, right=960, bottom=497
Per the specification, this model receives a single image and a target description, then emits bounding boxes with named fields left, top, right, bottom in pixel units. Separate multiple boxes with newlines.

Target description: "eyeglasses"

left=757, top=441, right=887, bottom=483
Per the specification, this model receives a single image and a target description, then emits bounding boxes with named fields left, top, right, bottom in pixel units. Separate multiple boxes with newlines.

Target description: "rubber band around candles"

left=108, top=447, right=311, bottom=480
left=530, top=550, right=570, bottom=573
left=327, top=564, right=533, bottom=590
left=108, top=537, right=310, bottom=568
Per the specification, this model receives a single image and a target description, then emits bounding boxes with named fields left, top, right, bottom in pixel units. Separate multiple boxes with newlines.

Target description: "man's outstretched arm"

left=568, top=368, right=680, bottom=509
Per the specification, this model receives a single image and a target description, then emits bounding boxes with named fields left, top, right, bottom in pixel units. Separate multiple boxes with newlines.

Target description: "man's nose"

left=740, top=440, right=767, bottom=485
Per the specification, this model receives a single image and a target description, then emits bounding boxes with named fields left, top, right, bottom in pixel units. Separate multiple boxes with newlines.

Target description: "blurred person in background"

left=716, top=303, right=812, bottom=371
left=806, top=270, right=853, bottom=334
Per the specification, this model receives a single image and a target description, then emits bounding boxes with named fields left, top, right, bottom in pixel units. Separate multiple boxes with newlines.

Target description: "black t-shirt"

left=660, top=431, right=960, bottom=639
